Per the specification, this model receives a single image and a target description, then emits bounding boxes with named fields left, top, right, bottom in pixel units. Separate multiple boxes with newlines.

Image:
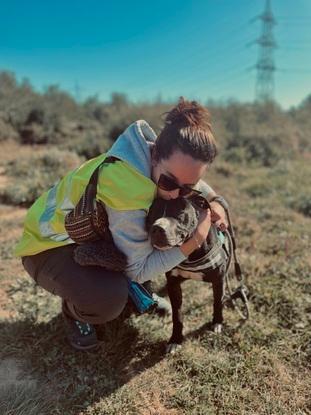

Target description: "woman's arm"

left=106, top=206, right=187, bottom=284
left=196, top=179, right=228, bottom=230
left=106, top=180, right=227, bottom=283
left=195, top=179, right=217, bottom=201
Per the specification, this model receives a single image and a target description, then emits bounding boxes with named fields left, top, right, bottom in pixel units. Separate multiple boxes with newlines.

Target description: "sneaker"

left=62, top=302, right=98, bottom=351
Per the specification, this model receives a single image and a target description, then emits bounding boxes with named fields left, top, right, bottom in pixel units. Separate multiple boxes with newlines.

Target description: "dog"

left=146, top=196, right=230, bottom=353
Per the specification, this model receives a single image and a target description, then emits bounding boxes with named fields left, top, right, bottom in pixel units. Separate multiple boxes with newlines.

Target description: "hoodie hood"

left=107, top=120, right=157, bottom=178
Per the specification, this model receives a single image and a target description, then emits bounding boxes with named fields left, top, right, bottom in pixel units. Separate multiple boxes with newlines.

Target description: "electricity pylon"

left=254, top=0, right=277, bottom=102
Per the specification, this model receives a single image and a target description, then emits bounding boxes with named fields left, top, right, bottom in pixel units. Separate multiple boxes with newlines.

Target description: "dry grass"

left=0, top=143, right=310, bottom=414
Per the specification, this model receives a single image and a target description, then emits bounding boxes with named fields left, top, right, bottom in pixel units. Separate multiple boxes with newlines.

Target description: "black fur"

left=74, top=239, right=127, bottom=272
left=147, top=197, right=228, bottom=351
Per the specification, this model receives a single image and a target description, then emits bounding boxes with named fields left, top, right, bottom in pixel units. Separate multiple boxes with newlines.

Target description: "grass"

left=0, top=148, right=310, bottom=414
left=0, top=148, right=81, bottom=206
left=0, top=382, right=54, bottom=415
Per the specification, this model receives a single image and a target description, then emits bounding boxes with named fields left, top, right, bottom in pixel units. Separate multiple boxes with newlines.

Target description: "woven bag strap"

left=75, top=156, right=120, bottom=214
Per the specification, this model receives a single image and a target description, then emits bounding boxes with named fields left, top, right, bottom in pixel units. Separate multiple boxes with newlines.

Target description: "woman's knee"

left=70, top=271, right=129, bottom=323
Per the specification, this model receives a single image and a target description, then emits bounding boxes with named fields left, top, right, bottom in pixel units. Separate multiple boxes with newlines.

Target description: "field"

left=0, top=139, right=310, bottom=415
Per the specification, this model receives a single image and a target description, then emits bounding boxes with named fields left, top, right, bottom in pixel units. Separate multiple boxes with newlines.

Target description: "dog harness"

left=170, top=227, right=230, bottom=281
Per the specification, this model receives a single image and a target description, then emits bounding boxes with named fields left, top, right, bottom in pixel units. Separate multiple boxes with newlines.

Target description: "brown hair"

left=154, top=97, right=217, bottom=163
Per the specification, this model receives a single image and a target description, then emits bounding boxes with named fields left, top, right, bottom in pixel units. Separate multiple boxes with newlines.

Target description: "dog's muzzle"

left=150, top=218, right=179, bottom=249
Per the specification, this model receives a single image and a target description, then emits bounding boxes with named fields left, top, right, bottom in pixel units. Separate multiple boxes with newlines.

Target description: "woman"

left=15, top=97, right=227, bottom=351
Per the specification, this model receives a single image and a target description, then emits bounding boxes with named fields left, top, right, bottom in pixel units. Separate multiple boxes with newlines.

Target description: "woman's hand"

left=209, top=201, right=228, bottom=231
left=179, top=208, right=211, bottom=256
left=196, top=208, right=212, bottom=242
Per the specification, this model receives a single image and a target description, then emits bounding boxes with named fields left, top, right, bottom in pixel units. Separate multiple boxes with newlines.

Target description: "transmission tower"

left=254, top=0, right=277, bottom=102
left=72, top=80, right=84, bottom=102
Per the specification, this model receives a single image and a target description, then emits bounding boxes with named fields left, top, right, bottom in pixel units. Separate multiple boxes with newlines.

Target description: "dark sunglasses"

left=157, top=173, right=202, bottom=197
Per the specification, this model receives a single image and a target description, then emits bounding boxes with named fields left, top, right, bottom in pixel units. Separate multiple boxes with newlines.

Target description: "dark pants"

left=22, top=244, right=129, bottom=324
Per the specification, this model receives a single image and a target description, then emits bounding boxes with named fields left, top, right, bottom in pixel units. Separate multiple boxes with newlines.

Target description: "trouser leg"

left=22, top=244, right=128, bottom=324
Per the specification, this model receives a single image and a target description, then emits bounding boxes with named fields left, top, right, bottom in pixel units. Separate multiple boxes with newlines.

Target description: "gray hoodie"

left=105, top=120, right=215, bottom=283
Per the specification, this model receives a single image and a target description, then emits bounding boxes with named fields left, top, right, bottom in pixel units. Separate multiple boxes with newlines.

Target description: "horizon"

left=1, top=0, right=311, bottom=109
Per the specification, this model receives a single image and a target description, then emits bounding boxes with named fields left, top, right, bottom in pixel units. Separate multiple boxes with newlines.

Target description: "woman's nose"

left=168, top=189, right=180, bottom=199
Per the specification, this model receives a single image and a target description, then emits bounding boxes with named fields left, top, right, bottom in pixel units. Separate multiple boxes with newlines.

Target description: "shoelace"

left=75, top=320, right=92, bottom=336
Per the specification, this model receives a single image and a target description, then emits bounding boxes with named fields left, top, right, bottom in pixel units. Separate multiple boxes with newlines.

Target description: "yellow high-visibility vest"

left=15, top=153, right=156, bottom=257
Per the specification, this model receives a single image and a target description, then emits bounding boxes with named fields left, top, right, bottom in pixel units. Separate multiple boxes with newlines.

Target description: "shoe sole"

left=69, top=341, right=99, bottom=351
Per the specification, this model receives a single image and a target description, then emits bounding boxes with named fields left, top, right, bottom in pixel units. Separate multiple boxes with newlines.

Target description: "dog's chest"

left=170, top=267, right=206, bottom=281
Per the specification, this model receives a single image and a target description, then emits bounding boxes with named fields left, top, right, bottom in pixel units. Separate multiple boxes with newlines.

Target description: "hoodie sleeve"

left=195, top=179, right=217, bottom=200
left=105, top=206, right=186, bottom=284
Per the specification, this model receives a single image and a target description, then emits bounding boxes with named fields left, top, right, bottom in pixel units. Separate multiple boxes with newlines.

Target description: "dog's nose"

left=150, top=225, right=168, bottom=247
left=151, top=225, right=165, bottom=238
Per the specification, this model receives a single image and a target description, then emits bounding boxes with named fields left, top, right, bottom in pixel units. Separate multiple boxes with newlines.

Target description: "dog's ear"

left=145, top=210, right=153, bottom=233
left=146, top=198, right=167, bottom=232
left=189, top=195, right=211, bottom=211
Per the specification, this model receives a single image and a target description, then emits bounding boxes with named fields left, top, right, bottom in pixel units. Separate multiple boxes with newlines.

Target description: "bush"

left=242, top=177, right=271, bottom=198
left=287, top=194, right=311, bottom=218
left=0, top=148, right=81, bottom=206
left=225, top=134, right=281, bottom=167
left=0, top=112, right=19, bottom=141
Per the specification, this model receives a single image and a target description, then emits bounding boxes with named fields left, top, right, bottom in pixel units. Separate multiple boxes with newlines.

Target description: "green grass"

left=0, top=157, right=310, bottom=414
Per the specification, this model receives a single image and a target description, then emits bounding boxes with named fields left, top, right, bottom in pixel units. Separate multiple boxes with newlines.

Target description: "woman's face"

left=151, top=149, right=208, bottom=200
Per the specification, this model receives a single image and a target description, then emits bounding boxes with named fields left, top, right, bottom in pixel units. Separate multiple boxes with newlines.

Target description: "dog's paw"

left=211, top=323, right=223, bottom=334
left=166, top=342, right=182, bottom=354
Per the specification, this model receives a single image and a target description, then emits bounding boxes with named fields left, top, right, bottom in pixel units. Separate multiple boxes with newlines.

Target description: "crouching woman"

left=15, top=97, right=227, bottom=351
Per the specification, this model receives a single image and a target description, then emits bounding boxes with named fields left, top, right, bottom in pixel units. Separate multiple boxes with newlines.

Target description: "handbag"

left=64, top=160, right=109, bottom=244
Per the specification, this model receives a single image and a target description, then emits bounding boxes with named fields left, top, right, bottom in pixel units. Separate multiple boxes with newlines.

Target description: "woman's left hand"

left=209, top=201, right=228, bottom=231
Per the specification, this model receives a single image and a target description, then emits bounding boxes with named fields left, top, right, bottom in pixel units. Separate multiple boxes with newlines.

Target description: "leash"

left=209, top=196, right=249, bottom=320
left=222, top=205, right=250, bottom=321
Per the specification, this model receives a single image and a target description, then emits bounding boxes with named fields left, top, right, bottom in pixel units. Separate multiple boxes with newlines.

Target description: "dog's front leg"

left=211, top=273, right=224, bottom=334
left=166, top=273, right=184, bottom=354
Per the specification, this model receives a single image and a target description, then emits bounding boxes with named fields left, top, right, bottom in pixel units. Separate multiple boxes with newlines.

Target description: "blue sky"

left=1, top=0, right=311, bottom=108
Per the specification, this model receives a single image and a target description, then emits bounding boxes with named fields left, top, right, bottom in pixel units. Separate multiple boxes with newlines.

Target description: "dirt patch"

left=0, top=204, right=26, bottom=222
left=0, top=168, right=9, bottom=190
left=0, top=204, right=27, bottom=318
left=0, top=204, right=26, bottom=219
left=0, top=140, right=47, bottom=165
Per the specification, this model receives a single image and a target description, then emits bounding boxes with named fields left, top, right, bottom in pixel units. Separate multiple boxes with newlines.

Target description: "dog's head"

left=146, top=195, right=210, bottom=250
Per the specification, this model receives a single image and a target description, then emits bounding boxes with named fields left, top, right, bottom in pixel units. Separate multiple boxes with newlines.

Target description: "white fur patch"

left=170, top=268, right=205, bottom=281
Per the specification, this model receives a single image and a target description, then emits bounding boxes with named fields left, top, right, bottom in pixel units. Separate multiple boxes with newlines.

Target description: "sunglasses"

left=157, top=173, right=202, bottom=197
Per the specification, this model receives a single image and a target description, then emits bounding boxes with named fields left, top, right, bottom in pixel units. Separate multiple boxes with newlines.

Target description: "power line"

left=118, top=17, right=256, bottom=96
left=121, top=35, right=254, bottom=101
left=278, top=68, right=311, bottom=74
left=277, top=16, right=311, bottom=20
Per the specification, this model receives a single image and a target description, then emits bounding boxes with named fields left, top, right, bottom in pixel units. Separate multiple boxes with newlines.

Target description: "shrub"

left=242, top=177, right=271, bottom=198
left=287, top=194, right=311, bottom=218
left=225, top=134, right=281, bottom=167
left=0, top=148, right=81, bottom=206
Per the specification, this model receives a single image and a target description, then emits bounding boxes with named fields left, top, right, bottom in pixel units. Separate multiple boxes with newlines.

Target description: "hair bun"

left=165, top=96, right=210, bottom=128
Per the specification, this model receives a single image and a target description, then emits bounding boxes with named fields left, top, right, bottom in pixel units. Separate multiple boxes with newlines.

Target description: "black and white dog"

left=147, top=196, right=230, bottom=353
